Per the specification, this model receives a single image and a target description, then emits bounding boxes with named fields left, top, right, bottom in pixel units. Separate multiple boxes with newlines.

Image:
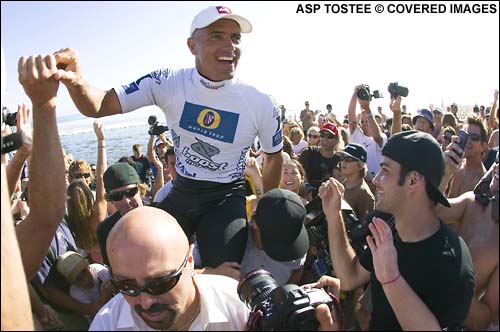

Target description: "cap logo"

left=216, top=6, right=232, bottom=14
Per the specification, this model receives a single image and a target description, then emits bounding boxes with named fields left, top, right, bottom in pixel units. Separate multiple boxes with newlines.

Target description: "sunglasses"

left=443, top=135, right=452, bottom=142
left=308, top=134, right=320, bottom=139
left=106, top=186, right=139, bottom=202
left=339, top=156, right=358, bottom=162
left=74, top=173, right=91, bottom=179
left=112, top=251, right=189, bottom=297
left=467, top=133, right=482, bottom=142
left=320, top=132, right=336, bottom=139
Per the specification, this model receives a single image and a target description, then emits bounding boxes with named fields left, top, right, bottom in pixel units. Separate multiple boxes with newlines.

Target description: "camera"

left=388, top=82, right=409, bottom=99
left=237, top=269, right=336, bottom=331
left=457, top=129, right=469, bottom=156
left=356, top=85, right=382, bottom=101
left=2, top=106, right=17, bottom=126
left=147, top=115, right=168, bottom=136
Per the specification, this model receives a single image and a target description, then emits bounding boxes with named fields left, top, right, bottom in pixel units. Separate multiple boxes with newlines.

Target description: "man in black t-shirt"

left=319, top=131, right=474, bottom=330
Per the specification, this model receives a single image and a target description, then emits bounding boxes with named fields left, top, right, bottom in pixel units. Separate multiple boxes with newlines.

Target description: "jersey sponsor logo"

left=180, top=102, right=239, bottom=143
left=273, top=129, right=283, bottom=147
left=181, top=146, right=228, bottom=172
left=216, top=6, right=232, bottom=14
left=191, top=137, right=220, bottom=161
left=199, top=78, right=225, bottom=90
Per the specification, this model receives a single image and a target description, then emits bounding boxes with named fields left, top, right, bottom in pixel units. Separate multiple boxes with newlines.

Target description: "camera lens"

left=237, top=269, right=278, bottom=309
left=147, top=115, right=157, bottom=126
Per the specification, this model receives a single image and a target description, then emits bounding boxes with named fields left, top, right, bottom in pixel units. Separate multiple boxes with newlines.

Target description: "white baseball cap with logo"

left=190, top=6, right=253, bottom=36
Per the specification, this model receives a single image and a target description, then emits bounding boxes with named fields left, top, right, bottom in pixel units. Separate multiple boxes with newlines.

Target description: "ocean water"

left=58, top=106, right=169, bottom=165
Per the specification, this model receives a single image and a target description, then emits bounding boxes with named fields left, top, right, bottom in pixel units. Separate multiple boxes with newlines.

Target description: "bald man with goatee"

left=89, top=207, right=249, bottom=331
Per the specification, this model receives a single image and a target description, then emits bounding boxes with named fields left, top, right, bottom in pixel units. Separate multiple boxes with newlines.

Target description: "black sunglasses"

left=308, top=134, right=320, bottom=139
left=467, top=133, right=482, bottom=142
left=112, top=251, right=189, bottom=297
left=320, top=132, right=336, bottom=139
left=106, top=186, right=139, bottom=202
left=74, top=173, right=91, bottom=179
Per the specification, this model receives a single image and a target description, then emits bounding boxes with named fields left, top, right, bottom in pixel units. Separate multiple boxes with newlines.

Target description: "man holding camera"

left=319, top=130, right=474, bottom=330
left=347, top=85, right=388, bottom=177
left=48, top=6, right=284, bottom=268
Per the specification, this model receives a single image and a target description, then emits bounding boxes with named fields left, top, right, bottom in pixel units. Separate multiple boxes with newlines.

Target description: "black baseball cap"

left=382, top=130, right=450, bottom=207
left=336, top=143, right=367, bottom=163
left=254, top=188, right=309, bottom=262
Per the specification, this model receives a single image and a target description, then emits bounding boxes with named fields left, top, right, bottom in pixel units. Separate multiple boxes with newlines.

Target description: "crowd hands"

left=2, top=7, right=499, bottom=331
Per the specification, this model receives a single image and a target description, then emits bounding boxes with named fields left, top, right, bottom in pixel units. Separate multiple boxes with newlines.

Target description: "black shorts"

left=156, top=175, right=247, bottom=268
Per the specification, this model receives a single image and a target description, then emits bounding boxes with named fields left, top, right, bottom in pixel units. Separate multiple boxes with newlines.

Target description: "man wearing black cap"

left=97, top=163, right=143, bottom=266
left=240, top=188, right=309, bottom=285
left=319, top=130, right=474, bottom=330
left=412, top=108, right=435, bottom=136
left=50, top=6, right=284, bottom=269
left=335, top=143, right=374, bottom=222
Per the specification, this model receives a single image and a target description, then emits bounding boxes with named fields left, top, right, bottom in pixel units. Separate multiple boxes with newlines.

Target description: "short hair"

left=466, top=113, right=488, bottom=142
left=289, top=126, right=305, bottom=141
left=132, top=144, right=141, bottom=153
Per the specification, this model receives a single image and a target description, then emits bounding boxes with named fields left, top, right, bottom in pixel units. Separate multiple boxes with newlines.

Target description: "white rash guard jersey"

left=115, top=68, right=283, bottom=183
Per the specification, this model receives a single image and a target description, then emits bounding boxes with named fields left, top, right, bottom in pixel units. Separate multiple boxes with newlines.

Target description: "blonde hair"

left=66, top=180, right=97, bottom=251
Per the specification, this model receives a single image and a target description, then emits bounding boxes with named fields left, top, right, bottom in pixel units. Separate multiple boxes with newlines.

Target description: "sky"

left=1, top=1, right=499, bottom=120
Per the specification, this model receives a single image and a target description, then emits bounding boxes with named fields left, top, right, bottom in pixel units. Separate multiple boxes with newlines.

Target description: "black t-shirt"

left=131, top=155, right=151, bottom=184
left=96, top=211, right=122, bottom=267
left=359, top=222, right=474, bottom=331
left=298, top=146, right=339, bottom=189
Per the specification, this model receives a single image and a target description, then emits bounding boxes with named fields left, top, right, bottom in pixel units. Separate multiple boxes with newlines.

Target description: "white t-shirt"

left=152, top=180, right=174, bottom=203
left=349, top=126, right=387, bottom=175
left=89, top=274, right=249, bottom=331
left=70, top=263, right=110, bottom=305
left=115, top=68, right=283, bottom=183
left=292, top=140, right=309, bottom=156
left=240, top=227, right=306, bottom=285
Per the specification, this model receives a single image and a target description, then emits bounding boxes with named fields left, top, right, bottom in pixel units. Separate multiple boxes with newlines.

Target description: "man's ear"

left=187, top=37, right=197, bottom=55
left=408, top=171, right=425, bottom=191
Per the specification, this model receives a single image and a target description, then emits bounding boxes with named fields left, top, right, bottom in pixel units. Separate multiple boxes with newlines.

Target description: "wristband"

left=380, top=274, right=401, bottom=285
left=98, top=145, right=106, bottom=148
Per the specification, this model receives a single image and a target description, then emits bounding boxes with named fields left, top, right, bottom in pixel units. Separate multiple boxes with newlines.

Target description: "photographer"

left=319, top=131, right=474, bottom=330
left=348, top=85, right=387, bottom=177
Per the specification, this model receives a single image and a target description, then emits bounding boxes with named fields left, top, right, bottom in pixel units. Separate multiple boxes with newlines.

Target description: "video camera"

left=356, top=85, right=382, bottom=101
left=1, top=106, right=22, bottom=154
left=147, top=115, right=168, bottom=136
left=388, top=82, right=409, bottom=99
left=237, top=269, right=340, bottom=331
left=2, top=106, right=17, bottom=127
left=303, top=197, right=395, bottom=279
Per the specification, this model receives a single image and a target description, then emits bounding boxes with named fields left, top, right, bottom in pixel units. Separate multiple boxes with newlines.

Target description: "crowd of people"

left=2, top=5, right=499, bottom=332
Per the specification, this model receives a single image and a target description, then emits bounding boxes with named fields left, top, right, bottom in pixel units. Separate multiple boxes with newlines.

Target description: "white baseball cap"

left=190, top=6, right=252, bottom=36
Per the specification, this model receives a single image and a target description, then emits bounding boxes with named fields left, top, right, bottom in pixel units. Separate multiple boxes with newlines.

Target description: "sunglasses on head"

left=112, top=251, right=189, bottom=297
left=320, top=132, right=336, bottom=139
left=106, top=186, right=139, bottom=202
left=308, top=134, right=320, bottom=139
left=74, top=173, right=91, bottom=179
left=340, top=155, right=358, bottom=162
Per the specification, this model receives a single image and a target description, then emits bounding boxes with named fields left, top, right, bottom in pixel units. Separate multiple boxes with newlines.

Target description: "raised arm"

left=53, top=48, right=121, bottom=118
left=489, top=89, right=498, bottom=132
left=6, top=103, right=32, bottom=196
left=15, top=53, right=66, bottom=279
left=319, top=177, right=371, bottom=291
left=348, top=88, right=359, bottom=134
left=367, top=218, right=441, bottom=330
left=90, top=121, right=108, bottom=231
left=389, top=96, right=402, bottom=136
left=359, top=99, right=384, bottom=147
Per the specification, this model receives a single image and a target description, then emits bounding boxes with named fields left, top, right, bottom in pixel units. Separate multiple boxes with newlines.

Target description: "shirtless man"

left=438, top=142, right=499, bottom=330
left=446, top=113, right=488, bottom=198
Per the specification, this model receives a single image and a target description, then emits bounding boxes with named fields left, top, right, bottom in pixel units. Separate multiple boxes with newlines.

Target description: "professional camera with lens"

left=147, top=115, right=168, bottom=136
left=237, top=269, right=337, bottom=331
left=2, top=106, right=17, bottom=127
left=356, top=85, right=382, bottom=101
left=387, top=82, right=409, bottom=99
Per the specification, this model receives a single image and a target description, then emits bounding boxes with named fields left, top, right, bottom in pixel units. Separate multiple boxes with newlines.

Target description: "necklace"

left=175, top=297, right=201, bottom=331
